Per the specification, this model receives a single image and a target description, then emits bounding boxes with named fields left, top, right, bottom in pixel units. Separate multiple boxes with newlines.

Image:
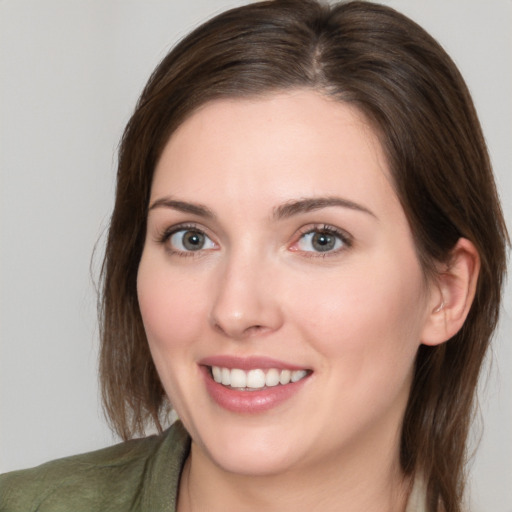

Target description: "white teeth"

left=265, top=368, right=280, bottom=387
left=211, top=366, right=308, bottom=389
left=212, top=366, right=222, bottom=383
left=247, top=369, right=266, bottom=388
left=279, top=369, right=291, bottom=385
left=221, top=367, right=230, bottom=386
left=230, top=368, right=247, bottom=388
left=291, top=370, right=307, bottom=383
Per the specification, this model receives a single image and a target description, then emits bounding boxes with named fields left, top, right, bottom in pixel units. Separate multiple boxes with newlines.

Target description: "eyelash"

left=155, top=223, right=352, bottom=258
left=292, top=224, right=353, bottom=257
left=156, top=223, right=216, bottom=257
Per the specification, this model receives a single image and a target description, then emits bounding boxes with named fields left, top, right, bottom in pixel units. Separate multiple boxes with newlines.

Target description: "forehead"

left=151, top=90, right=399, bottom=221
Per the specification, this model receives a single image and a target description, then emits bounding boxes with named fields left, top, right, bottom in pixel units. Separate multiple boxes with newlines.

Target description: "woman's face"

left=137, top=91, right=435, bottom=477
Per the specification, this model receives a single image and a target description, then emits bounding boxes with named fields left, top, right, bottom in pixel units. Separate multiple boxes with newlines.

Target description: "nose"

left=209, top=250, right=284, bottom=340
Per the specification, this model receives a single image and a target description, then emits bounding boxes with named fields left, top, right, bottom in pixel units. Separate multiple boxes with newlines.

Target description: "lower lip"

left=201, top=367, right=309, bottom=413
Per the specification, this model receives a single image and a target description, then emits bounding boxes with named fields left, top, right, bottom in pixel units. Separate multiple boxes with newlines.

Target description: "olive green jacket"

left=0, top=421, right=426, bottom=511
left=0, top=422, right=190, bottom=512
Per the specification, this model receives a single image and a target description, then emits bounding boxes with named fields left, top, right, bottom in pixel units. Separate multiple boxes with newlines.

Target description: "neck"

left=177, top=437, right=411, bottom=512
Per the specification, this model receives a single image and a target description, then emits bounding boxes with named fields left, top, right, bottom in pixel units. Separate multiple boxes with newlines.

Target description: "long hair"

left=99, top=2, right=509, bottom=511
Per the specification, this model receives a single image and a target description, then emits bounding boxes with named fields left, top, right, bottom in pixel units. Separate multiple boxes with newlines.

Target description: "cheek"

left=287, top=253, right=427, bottom=365
left=137, top=254, right=208, bottom=358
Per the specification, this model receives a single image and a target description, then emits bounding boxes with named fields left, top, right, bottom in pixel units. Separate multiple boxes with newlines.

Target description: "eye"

left=168, top=228, right=216, bottom=253
left=295, top=226, right=350, bottom=254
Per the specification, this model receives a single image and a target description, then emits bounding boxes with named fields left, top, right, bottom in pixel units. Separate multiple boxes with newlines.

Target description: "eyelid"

left=155, top=222, right=218, bottom=255
left=153, top=221, right=352, bottom=257
left=289, top=224, right=353, bottom=256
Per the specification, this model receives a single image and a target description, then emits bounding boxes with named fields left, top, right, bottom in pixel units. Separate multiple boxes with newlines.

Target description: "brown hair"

left=99, top=1, right=509, bottom=510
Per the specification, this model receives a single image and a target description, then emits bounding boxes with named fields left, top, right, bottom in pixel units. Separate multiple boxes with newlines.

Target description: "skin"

left=137, top=90, right=448, bottom=511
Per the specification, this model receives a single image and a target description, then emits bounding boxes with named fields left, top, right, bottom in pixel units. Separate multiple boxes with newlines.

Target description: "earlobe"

left=421, top=238, right=480, bottom=346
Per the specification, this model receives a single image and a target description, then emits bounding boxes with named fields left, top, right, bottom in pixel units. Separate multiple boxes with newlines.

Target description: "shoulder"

left=405, top=475, right=428, bottom=512
left=0, top=422, right=190, bottom=512
left=0, top=435, right=160, bottom=512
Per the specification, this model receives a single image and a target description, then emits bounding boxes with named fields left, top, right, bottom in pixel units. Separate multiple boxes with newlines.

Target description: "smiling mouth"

left=209, top=366, right=311, bottom=391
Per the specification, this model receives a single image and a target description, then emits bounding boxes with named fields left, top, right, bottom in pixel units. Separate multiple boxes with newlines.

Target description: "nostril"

left=209, top=284, right=284, bottom=339
left=244, top=324, right=270, bottom=336
left=213, top=320, right=269, bottom=339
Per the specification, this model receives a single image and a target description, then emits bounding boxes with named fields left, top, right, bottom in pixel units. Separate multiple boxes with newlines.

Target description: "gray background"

left=1, top=1, right=510, bottom=510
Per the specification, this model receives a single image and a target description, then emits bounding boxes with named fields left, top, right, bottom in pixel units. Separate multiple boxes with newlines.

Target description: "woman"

left=1, top=1, right=508, bottom=511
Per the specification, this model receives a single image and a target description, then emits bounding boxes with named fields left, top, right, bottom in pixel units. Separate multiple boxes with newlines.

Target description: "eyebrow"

left=273, top=197, right=377, bottom=220
left=148, top=196, right=376, bottom=221
left=148, top=197, right=215, bottom=218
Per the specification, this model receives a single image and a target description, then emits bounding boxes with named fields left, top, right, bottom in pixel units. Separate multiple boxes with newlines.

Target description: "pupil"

left=183, top=231, right=204, bottom=250
left=312, top=232, right=335, bottom=252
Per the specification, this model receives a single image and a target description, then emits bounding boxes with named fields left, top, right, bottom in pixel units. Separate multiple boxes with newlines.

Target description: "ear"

left=421, top=238, right=480, bottom=346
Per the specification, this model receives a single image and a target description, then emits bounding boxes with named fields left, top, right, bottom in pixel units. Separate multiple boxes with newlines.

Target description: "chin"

left=207, top=443, right=301, bottom=477
left=189, top=420, right=307, bottom=477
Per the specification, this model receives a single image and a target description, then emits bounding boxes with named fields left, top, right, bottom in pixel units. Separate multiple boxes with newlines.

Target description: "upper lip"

left=199, top=355, right=309, bottom=372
